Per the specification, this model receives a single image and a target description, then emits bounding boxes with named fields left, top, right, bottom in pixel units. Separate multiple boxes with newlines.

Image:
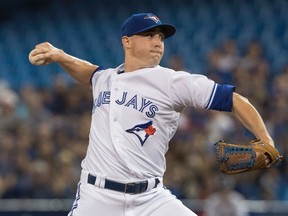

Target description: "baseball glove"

left=214, top=140, right=283, bottom=174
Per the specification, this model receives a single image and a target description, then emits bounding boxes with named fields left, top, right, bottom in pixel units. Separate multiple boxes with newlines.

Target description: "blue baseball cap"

left=121, top=13, right=176, bottom=38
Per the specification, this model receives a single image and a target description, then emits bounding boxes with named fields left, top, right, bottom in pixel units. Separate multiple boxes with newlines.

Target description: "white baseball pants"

left=68, top=170, right=197, bottom=216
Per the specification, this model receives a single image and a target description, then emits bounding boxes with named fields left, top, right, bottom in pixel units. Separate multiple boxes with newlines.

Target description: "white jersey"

left=81, top=64, right=230, bottom=181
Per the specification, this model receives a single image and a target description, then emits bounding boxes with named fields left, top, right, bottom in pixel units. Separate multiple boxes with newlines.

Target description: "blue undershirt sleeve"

left=206, top=84, right=235, bottom=112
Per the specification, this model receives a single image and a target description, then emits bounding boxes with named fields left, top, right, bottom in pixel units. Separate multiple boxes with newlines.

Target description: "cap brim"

left=134, top=24, right=176, bottom=38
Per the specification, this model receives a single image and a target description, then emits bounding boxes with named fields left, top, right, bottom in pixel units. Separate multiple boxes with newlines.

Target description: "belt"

left=87, top=173, right=160, bottom=194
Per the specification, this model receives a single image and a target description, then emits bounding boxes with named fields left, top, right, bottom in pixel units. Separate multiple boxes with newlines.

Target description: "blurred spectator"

left=233, top=41, right=271, bottom=115
left=205, top=111, right=236, bottom=143
left=207, top=39, right=240, bottom=83
left=203, top=176, right=249, bottom=216
left=239, top=41, right=266, bottom=71
left=169, top=54, right=188, bottom=71
left=0, top=81, right=19, bottom=131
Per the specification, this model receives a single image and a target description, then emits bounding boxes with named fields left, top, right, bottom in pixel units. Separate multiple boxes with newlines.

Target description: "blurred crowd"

left=0, top=39, right=287, bottom=206
left=0, top=77, right=91, bottom=199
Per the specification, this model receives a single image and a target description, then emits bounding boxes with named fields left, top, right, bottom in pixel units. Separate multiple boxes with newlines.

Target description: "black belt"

left=87, top=173, right=160, bottom=194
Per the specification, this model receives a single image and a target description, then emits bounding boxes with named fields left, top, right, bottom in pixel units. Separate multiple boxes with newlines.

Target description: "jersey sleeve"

left=170, top=71, right=235, bottom=112
left=90, top=66, right=105, bottom=86
left=205, top=84, right=235, bottom=112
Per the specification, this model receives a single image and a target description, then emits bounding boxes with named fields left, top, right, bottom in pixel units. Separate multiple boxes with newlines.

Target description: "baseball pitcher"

left=28, top=13, right=281, bottom=216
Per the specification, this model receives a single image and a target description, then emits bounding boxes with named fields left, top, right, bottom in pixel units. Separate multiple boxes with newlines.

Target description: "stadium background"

left=0, top=0, right=288, bottom=215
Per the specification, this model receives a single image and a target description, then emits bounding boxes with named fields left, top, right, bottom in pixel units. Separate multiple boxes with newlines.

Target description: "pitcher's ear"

left=122, top=36, right=132, bottom=49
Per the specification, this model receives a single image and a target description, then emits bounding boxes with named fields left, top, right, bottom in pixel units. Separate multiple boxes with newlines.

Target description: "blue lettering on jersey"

left=93, top=91, right=158, bottom=118
left=125, top=95, right=138, bottom=109
left=92, top=91, right=111, bottom=113
left=146, top=105, right=159, bottom=118
left=115, top=92, right=127, bottom=105
left=139, top=98, right=153, bottom=112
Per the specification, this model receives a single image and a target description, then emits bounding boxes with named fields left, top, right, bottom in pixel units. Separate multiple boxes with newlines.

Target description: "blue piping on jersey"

left=68, top=182, right=81, bottom=216
left=89, top=66, right=105, bottom=86
left=205, top=83, right=217, bottom=110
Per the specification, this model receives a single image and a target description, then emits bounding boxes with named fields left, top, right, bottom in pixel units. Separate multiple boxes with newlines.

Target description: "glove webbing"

left=221, top=145, right=256, bottom=171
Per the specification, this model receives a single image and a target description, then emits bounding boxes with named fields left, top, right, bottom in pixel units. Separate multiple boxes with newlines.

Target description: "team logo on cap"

left=144, top=14, right=160, bottom=24
left=126, top=121, right=156, bottom=146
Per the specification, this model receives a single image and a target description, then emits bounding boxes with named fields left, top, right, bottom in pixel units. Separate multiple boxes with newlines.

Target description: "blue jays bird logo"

left=144, top=14, right=160, bottom=24
left=126, top=121, right=156, bottom=146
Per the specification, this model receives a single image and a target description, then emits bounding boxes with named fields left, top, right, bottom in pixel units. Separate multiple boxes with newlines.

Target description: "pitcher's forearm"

left=57, top=51, right=98, bottom=86
left=232, top=93, right=274, bottom=146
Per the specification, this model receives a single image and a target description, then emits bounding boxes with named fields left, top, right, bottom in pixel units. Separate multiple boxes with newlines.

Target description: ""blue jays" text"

left=92, top=91, right=158, bottom=118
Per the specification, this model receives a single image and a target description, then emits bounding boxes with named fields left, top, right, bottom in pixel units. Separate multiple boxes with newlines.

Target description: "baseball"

left=28, top=50, right=45, bottom=66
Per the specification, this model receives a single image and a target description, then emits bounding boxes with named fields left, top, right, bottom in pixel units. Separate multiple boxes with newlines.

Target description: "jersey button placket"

left=111, top=77, right=120, bottom=125
left=109, top=77, right=131, bottom=168
left=110, top=77, right=123, bottom=148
